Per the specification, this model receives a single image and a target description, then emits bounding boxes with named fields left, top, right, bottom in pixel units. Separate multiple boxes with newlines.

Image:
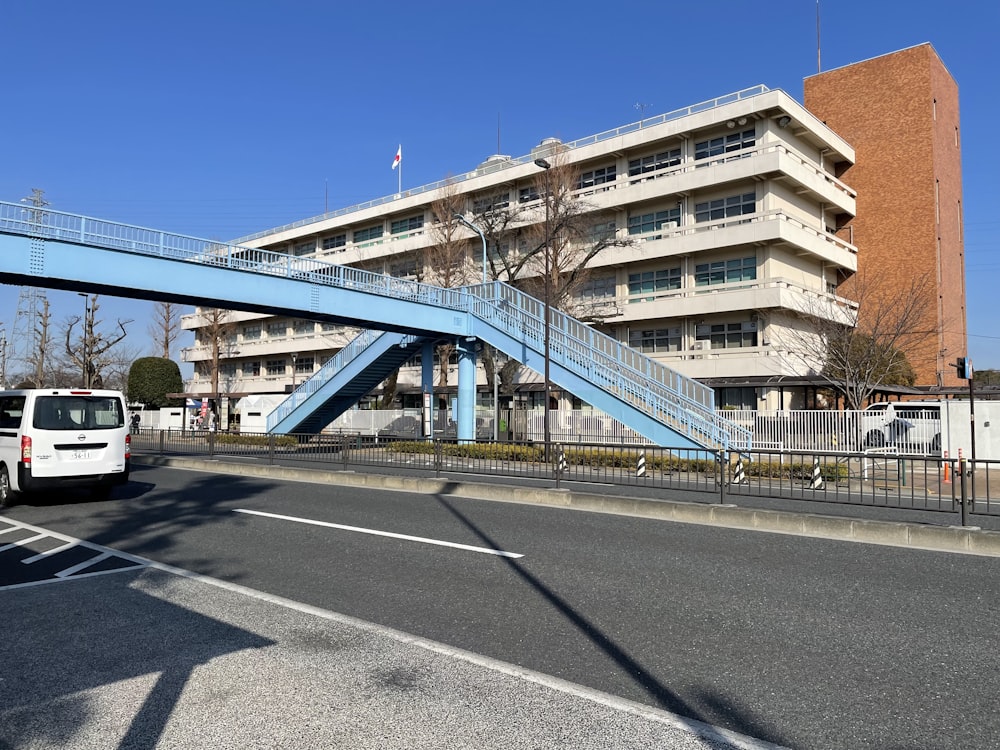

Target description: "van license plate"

left=71, top=450, right=92, bottom=460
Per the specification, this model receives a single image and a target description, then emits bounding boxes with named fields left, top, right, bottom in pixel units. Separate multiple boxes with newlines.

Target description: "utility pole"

left=10, top=189, right=50, bottom=385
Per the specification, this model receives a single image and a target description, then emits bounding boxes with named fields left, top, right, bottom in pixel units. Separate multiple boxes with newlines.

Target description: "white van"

left=860, top=401, right=942, bottom=455
left=0, top=389, right=131, bottom=507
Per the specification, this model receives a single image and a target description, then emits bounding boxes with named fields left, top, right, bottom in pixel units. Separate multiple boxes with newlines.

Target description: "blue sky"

left=1, top=0, right=998, bottom=375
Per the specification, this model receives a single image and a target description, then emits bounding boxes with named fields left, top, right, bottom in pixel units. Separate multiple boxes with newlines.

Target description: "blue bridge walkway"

left=0, top=200, right=750, bottom=450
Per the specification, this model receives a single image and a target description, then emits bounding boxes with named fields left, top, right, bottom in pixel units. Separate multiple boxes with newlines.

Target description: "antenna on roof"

left=816, top=0, right=822, bottom=73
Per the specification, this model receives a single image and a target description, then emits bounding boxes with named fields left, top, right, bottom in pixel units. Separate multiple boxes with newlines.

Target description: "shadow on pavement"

left=430, top=481, right=791, bottom=748
left=0, top=571, right=273, bottom=750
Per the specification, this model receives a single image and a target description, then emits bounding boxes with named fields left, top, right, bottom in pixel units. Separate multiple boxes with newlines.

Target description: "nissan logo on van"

left=78, top=434, right=87, bottom=441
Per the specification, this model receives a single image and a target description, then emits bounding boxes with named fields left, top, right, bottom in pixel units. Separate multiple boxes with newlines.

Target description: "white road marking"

left=0, top=532, right=47, bottom=553
left=0, top=518, right=149, bottom=591
left=21, top=541, right=77, bottom=564
left=55, top=551, right=113, bottom=578
left=233, top=508, right=523, bottom=558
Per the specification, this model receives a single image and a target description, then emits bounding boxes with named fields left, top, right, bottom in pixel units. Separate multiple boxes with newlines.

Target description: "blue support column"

left=457, top=338, right=477, bottom=442
left=422, top=341, right=435, bottom=438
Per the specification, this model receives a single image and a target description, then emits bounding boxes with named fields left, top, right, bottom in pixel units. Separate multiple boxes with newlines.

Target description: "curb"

left=133, top=455, right=1000, bottom=558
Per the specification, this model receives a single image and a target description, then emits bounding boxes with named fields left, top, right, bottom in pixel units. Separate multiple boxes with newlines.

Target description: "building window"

left=294, top=356, right=314, bottom=374
left=696, top=321, right=758, bottom=349
left=628, top=148, right=682, bottom=177
left=577, top=275, right=617, bottom=302
left=241, top=324, right=261, bottom=341
left=244, top=361, right=261, bottom=377
left=519, top=186, right=540, bottom=203
left=694, top=192, right=756, bottom=224
left=322, top=234, right=347, bottom=251
left=266, top=321, right=287, bottom=338
left=391, top=215, right=424, bottom=234
left=219, top=362, right=237, bottom=378
left=266, top=359, right=286, bottom=376
left=628, top=268, right=681, bottom=302
left=292, top=240, right=314, bottom=256
left=473, top=192, right=510, bottom=213
left=694, top=129, right=755, bottom=161
left=389, top=258, right=419, bottom=279
left=629, top=327, right=681, bottom=353
left=353, top=225, right=383, bottom=243
left=717, top=387, right=757, bottom=410
left=292, top=320, right=314, bottom=336
left=628, top=208, right=681, bottom=237
left=590, top=220, right=617, bottom=243
left=577, top=165, right=616, bottom=190
left=694, top=257, right=756, bottom=287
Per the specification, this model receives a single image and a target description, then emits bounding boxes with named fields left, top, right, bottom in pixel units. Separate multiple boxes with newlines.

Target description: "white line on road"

left=21, top=541, right=77, bottom=563
left=55, top=551, right=113, bottom=578
left=233, top=508, right=524, bottom=558
left=0, top=533, right=47, bottom=553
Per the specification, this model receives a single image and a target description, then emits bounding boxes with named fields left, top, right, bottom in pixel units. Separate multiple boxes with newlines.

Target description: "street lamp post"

left=533, top=158, right=552, bottom=458
left=454, top=214, right=488, bottom=285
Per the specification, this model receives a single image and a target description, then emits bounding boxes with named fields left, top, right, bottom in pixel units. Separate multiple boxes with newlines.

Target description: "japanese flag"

left=391, top=145, right=401, bottom=170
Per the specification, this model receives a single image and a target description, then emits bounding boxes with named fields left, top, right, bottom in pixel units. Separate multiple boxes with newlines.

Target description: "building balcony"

left=609, top=277, right=857, bottom=326
left=654, top=344, right=803, bottom=381
left=591, top=209, right=856, bottom=272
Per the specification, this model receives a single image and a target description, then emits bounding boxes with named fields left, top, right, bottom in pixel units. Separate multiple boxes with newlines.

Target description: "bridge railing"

left=466, top=282, right=750, bottom=450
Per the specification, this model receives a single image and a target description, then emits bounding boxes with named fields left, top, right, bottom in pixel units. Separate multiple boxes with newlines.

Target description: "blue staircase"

left=269, top=331, right=435, bottom=434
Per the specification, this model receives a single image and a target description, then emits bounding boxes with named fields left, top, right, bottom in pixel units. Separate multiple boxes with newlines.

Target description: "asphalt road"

left=3, top=462, right=1000, bottom=749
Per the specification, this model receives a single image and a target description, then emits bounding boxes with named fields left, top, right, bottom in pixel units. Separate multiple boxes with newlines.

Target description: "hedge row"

left=385, top=442, right=719, bottom=473
left=212, top=433, right=298, bottom=448
left=384, top=442, right=850, bottom=480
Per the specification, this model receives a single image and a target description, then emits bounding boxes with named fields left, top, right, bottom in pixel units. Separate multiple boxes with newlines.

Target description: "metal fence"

left=317, top=408, right=942, bottom=455
left=132, top=429, right=996, bottom=526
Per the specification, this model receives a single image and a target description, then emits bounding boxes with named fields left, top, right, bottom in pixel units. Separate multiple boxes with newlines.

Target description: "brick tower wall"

left=804, top=44, right=967, bottom=388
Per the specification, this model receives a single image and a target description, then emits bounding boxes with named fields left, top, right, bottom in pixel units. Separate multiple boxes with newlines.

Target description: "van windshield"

left=33, top=395, right=125, bottom=430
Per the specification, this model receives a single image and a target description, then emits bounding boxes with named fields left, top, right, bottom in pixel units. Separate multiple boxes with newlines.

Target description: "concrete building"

left=181, top=84, right=860, bottom=416
left=805, top=43, right=967, bottom=389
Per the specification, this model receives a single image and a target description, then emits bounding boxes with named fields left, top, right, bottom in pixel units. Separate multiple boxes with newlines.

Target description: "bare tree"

left=148, top=301, right=183, bottom=359
left=63, top=295, right=132, bottom=388
left=99, top=341, right=143, bottom=392
left=467, top=153, right=633, bottom=396
left=196, top=308, right=236, bottom=400
left=16, top=297, right=53, bottom=388
left=422, top=184, right=475, bottom=388
left=769, top=271, right=940, bottom=409
left=479, top=154, right=632, bottom=316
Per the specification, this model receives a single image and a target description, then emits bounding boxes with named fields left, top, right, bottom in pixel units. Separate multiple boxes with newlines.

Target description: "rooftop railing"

left=231, top=85, right=772, bottom=245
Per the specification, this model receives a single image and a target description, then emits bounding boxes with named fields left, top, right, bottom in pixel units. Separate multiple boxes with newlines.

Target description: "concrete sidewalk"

left=2, top=565, right=780, bottom=750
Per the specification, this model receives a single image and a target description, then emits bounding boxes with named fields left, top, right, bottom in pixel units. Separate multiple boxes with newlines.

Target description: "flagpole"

left=392, top=144, right=402, bottom=193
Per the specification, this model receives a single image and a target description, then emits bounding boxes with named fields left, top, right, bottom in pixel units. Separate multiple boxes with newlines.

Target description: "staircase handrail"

left=465, top=282, right=750, bottom=449
left=267, top=330, right=423, bottom=430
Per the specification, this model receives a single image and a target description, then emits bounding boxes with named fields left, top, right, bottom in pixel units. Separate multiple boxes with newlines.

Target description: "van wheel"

left=0, top=465, right=15, bottom=509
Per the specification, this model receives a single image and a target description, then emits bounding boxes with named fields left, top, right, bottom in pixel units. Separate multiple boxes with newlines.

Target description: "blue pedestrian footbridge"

left=0, top=200, right=750, bottom=450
